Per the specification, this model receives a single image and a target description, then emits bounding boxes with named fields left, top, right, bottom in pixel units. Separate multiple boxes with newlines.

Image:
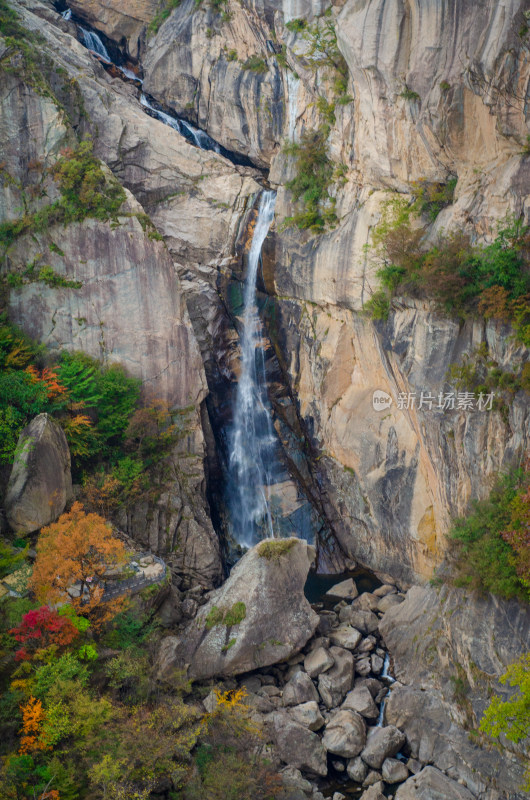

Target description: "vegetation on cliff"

left=282, top=10, right=351, bottom=233
left=283, top=128, right=338, bottom=233
left=448, top=462, right=530, bottom=603
left=365, top=197, right=530, bottom=345
left=479, top=652, right=530, bottom=791
left=0, top=139, right=126, bottom=250
left=0, top=316, right=191, bottom=521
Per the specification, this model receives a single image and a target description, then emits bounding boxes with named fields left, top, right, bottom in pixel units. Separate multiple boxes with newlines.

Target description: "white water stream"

left=80, top=28, right=111, bottom=62
left=228, top=191, right=279, bottom=547
left=376, top=653, right=396, bottom=726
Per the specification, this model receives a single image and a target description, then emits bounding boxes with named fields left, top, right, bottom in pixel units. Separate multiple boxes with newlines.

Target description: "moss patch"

left=205, top=602, right=247, bottom=630
left=257, top=539, right=296, bottom=560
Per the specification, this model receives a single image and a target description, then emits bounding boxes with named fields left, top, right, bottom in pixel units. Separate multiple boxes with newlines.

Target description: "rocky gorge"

left=0, top=0, right=529, bottom=797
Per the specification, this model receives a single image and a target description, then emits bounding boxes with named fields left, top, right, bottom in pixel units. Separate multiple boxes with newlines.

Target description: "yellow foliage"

left=212, top=687, right=248, bottom=709
left=31, top=502, right=126, bottom=627
left=19, top=696, right=48, bottom=754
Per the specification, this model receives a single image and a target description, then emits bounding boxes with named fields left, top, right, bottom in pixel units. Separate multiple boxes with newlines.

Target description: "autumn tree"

left=10, top=606, right=79, bottom=662
left=31, top=503, right=126, bottom=625
left=19, top=697, right=47, bottom=755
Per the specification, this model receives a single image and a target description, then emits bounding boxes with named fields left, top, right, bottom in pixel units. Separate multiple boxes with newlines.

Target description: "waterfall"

left=140, top=93, right=182, bottom=133
left=62, top=8, right=72, bottom=20
left=179, top=118, right=221, bottom=153
left=228, top=190, right=280, bottom=548
left=376, top=653, right=396, bottom=726
left=81, top=28, right=110, bottom=62
left=140, top=94, right=221, bottom=153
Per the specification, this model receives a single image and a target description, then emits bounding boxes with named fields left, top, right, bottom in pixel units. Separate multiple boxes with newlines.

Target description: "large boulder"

left=283, top=671, right=319, bottom=706
left=394, top=767, right=476, bottom=800
left=5, top=414, right=72, bottom=534
left=268, top=711, right=328, bottom=776
left=326, top=578, right=358, bottom=600
left=157, top=538, right=319, bottom=680
left=360, top=726, right=406, bottom=769
left=342, top=685, right=379, bottom=720
left=318, top=646, right=355, bottom=708
left=289, top=701, right=325, bottom=731
left=329, top=625, right=363, bottom=651
left=382, top=758, right=409, bottom=784
left=304, top=646, right=334, bottom=678
left=322, top=709, right=366, bottom=758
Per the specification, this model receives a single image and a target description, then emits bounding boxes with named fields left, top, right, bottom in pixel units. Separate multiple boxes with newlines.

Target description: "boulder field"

left=156, top=539, right=530, bottom=799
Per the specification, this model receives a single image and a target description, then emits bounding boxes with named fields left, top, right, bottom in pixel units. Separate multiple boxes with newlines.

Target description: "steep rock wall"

left=8, top=0, right=530, bottom=584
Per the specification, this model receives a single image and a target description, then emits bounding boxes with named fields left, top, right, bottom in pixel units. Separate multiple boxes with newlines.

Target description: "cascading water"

left=140, top=93, right=181, bottom=133
left=140, top=94, right=221, bottom=153
left=228, top=190, right=280, bottom=548
left=80, top=28, right=110, bottom=62
left=376, top=653, right=396, bottom=726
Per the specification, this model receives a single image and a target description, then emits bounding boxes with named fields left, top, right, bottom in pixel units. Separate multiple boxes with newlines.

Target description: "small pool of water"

left=322, top=779, right=403, bottom=798
left=304, top=568, right=382, bottom=606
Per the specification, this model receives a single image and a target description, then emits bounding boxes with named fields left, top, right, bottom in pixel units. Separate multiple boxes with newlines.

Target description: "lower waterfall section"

left=227, top=190, right=280, bottom=547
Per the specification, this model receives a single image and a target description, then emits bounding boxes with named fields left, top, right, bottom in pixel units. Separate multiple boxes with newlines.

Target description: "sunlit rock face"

left=2, top=0, right=529, bottom=583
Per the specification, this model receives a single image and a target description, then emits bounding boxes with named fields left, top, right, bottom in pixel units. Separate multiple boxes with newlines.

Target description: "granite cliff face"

left=136, top=0, right=529, bottom=580
left=1, top=1, right=529, bottom=795
left=2, top=0, right=529, bottom=584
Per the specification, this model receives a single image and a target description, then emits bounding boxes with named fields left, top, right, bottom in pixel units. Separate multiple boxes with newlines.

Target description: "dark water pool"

left=304, top=568, right=382, bottom=606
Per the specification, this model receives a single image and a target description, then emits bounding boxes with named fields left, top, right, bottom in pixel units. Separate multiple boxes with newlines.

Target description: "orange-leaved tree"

left=31, top=502, right=126, bottom=626
left=19, top=696, right=48, bottom=755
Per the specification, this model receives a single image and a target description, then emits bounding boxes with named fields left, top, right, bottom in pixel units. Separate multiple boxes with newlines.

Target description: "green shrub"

left=298, top=10, right=347, bottom=78
left=410, top=176, right=457, bottom=221
left=148, top=0, right=181, bottom=34
left=50, top=138, right=126, bottom=225
left=315, top=96, right=336, bottom=125
left=2, top=259, right=82, bottom=290
left=400, top=86, right=420, bottom=100
left=0, top=139, right=125, bottom=251
left=364, top=290, right=390, bottom=321
left=285, top=18, right=307, bottom=33
left=103, top=610, right=152, bottom=649
left=283, top=128, right=337, bottom=233
left=448, top=468, right=530, bottom=603
left=57, top=352, right=140, bottom=460
left=241, top=55, right=268, bottom=74
left=479, top=653, right=530, bottom=791
left=446, top=343, right=529, bottom=397
left=370, top=202, right=530, bottom=334
left=257, top=538, right=296, bottom=560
